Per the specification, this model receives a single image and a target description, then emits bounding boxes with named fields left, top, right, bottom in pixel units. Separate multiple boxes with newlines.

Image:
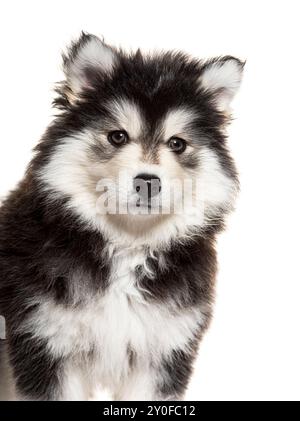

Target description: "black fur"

left=9, top=332, right=62, bottom=400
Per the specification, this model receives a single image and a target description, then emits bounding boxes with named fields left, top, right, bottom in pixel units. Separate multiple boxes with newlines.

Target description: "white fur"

left=38, top=132, right=100, bottom=228
left=163, top=108, right=195, bottom=140
left=107, top=99, right=143, bottom=139
left=61, top=363, right=90, bottom=401
left=197, top=146, right=237, bottom=215
left=19, top=246, right=204, bottom=400
left=199, top=59, right=243, bottom=111
left=66, top=36, right=116, bottom=95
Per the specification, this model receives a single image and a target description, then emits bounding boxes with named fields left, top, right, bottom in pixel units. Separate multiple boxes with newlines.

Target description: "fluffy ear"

left=199, top=56, right=245, bottom=112
left=62, top=32, right=117, bottom=102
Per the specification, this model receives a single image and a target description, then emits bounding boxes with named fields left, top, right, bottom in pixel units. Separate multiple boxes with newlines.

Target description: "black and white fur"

left=0, top=33, right=244, bottom=401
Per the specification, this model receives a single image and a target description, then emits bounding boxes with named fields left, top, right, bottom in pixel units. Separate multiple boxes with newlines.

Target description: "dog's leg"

left=59, top=361, right=90, bottom=401
left=155, top=348, right=195, bottom=401
left=113, top=366, right=159, bottom=401
left=7, top=333, right=90, bottom=401
left=7, top=332, right=63, bottom=400
left=114, top=349, right=193, bottom=401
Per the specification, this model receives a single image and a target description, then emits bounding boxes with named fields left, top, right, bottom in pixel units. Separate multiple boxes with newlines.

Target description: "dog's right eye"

left=108, top=130, right=129, bottom=147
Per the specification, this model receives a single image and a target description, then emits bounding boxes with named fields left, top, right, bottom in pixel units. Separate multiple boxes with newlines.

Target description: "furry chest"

left=22, top=248, right=201, bottom=379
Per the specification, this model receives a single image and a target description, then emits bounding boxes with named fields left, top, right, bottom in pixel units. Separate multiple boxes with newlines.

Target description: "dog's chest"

left=26, top=248, right=200, bottom=379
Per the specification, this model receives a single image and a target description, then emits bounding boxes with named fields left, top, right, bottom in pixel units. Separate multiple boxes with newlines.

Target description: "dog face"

left=37, top=33, right=243, bottom=243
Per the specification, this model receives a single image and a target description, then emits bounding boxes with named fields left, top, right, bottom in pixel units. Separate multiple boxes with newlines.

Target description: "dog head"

left=37, top=33, right=243, bottom=245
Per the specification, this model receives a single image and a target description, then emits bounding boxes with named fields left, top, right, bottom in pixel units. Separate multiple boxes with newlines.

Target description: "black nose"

left=133, top=173, right=161, bottom=199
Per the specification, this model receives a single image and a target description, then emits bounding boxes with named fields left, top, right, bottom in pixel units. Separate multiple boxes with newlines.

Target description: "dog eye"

left=168, top=137, right=186, bottom=154
left=108, top=130, right=129, bottom=147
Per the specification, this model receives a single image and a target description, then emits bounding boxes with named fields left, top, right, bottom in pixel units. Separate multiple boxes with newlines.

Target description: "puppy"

left=0, top=33, right=243, bottom=400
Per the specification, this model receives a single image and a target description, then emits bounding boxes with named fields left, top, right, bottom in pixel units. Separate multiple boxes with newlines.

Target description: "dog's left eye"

left=108, top=130, right=129, bottom=147
left=168, top=137, right=186, bottom=154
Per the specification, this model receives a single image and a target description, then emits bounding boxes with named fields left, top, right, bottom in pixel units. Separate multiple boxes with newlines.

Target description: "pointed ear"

left=199, top=56, right=245, bottom=112
left=62, top=32, right=117, bottom=102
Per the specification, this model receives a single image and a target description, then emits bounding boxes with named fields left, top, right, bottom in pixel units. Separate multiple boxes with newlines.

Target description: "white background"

left=0, top=0, right=299, bottom=401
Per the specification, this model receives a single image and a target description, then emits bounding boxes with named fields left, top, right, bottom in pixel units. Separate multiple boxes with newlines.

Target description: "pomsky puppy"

left=0, top=33, right=244, bottom=400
